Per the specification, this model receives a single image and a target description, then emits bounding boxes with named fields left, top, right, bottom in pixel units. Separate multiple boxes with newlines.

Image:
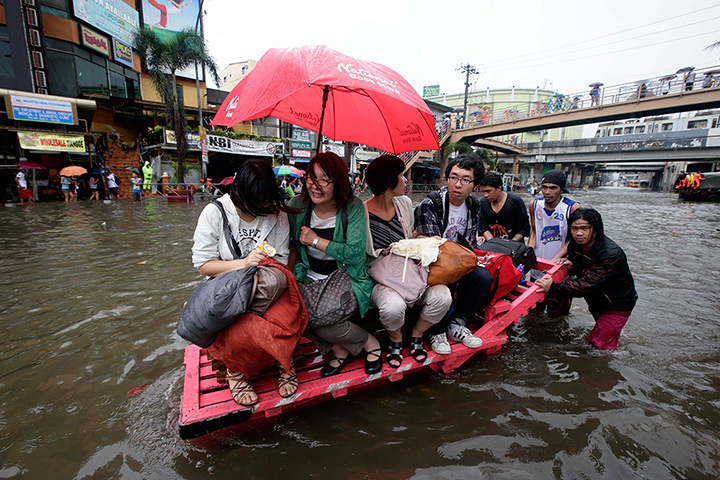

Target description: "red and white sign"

left=292, top=149, right=312, bottom=158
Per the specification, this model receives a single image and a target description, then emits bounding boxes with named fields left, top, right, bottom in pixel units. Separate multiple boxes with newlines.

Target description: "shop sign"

left=80, top=26, right=110, bottom=56
left=17, top=132, right=86, bottom=152
left=353, top=146, right=377, bottom=162
left=73, top=0, right=140, bottom=45
left=201, top=138, right=209, bottom=164
left=322, top=143, right=344, bottom=157
left=291, top=141, right=312, bottom=150
left=292, top=127, right=311, bottom=142
left=423, top=85, right=440, bottom=97
left=112, top=38, right=134, bottom=68
left=9, top=94, right=75, bottom=125
left=292, top=149, right=312, bottom=158
left=164, top=130, right=283, bottom=157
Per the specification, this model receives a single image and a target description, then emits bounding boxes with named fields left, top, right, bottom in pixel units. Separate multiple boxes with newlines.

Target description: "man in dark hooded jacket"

left=535, top=208, right=637, bottom=349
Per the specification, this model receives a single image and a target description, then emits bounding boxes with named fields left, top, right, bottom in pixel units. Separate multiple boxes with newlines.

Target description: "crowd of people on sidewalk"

left=181, top=152, right=637, bottom=407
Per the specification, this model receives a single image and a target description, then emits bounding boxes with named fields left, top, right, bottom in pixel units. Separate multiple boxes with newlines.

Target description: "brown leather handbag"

left=427, top=240, right=478, bottom=285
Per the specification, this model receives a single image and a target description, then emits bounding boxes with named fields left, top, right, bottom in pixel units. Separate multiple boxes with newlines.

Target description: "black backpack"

left=476, top=238, right=536, bottom=273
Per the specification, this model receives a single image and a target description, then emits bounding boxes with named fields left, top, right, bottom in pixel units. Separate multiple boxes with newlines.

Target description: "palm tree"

left=133, top=27, right=219, bottom=184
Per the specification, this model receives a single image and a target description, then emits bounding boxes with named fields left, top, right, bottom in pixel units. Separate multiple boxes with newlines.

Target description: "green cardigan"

left=288, top=196, right=373, bottom=317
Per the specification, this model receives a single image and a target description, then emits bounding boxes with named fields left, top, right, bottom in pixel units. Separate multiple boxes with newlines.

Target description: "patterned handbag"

left=298, top=268, right=357, bottom=329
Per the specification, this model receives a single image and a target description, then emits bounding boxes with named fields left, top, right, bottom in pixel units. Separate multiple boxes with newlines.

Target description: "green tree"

left=133, top=27, right=219, bottom=184
left=443, top=141, right=473, bottom=159
left=484, top=150, right=506, bottom=172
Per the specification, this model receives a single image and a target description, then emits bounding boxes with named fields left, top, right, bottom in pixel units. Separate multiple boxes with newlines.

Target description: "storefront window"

left=46, top=50, right=79, bottom=97
left=76, top=57, right=109, bottom=95
left=110, top=70, right=127, bottom=97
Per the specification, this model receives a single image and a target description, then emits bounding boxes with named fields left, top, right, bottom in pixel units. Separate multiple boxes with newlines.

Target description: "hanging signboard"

left=322, top=143, right=344, bottom=157
left=73, top=0, right=140, bottom=45
left=353, top=146, right=377, bottom=163
left=79, top=26, right=110, bottom=56
left=17, top=132, right=86, bottom=152
left=292, top=127, right=311, bottom=142
left=423, top=85, right=440, bottom=97
left=112, top=38, right=134, bottom=68
left=201, top=138, right=209, bottom=164
left=7, top=94, right=76, bottom=125
left=291, top=149, right=312, bottom=158
left=291, top=141, right=312, bottom=150
left=164, top=130, right=283, bottom=157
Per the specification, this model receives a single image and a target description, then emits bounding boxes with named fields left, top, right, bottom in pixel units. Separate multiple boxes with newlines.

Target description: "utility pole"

left=458, top=63, right=478, bottom=128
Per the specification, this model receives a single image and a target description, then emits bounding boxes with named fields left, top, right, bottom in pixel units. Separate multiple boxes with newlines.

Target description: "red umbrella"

left=219, top=176, right=235, bottom=185
left=14, top=161, right=46, bottom=170
left=212, top=45, right=439, bottom=154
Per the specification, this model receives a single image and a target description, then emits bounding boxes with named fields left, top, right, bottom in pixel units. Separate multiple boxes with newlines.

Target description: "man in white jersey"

left=528, top=170, right=581, bottom=316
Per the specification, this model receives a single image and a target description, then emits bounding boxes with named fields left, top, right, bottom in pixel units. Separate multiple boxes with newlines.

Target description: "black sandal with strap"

left=364, top=347, right=383, bottom=374
left=387, top=341, right=403, bottom=368
left=410, top=337, right=427, bottom=363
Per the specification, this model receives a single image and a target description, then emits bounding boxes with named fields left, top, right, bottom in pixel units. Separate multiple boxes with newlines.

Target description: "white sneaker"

left=429, top=333, right=452, bottom=355
left=447, top=324, right=483, bottom=348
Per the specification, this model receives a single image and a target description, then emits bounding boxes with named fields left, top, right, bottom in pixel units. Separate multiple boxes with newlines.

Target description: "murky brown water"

left=1, top=189, right=719, bottom=479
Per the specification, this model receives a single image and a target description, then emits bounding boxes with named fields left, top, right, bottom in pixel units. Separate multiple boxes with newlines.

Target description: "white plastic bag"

left=389, top=237, right=446, bottom=267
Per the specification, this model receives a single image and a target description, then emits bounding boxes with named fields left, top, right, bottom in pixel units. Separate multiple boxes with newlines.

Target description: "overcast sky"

left=202, top=0, right=720, bottom=97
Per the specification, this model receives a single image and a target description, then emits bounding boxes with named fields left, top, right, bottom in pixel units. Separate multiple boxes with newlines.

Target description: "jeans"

left=427, top=266, right=494, bottom=335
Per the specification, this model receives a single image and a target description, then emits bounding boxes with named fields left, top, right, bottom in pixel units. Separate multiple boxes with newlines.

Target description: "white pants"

left=370, top=284, right=452, bottom=332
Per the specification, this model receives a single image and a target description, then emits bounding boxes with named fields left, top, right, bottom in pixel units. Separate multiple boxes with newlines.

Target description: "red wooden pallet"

left=179, top=258, right=567, bottom=439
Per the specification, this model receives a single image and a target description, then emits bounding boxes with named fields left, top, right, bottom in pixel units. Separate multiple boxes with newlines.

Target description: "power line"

left=483, top=15, right=720, bottom=71
left=479, top=5, right=720, bottom=67
left=481, top=29, right=720, bottom=76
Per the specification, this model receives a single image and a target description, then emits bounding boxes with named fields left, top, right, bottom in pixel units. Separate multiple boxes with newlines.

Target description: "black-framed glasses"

left=305, top=177, right=334, bottom=188
left=447, top=175, right=473, bottom=187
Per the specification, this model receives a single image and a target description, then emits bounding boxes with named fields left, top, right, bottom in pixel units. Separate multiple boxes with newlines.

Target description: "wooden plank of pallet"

left=178, top=258, right=568, bottom=439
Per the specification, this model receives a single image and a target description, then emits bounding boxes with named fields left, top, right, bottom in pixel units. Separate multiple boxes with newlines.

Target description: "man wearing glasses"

left=414, top=153, right=493, bottom=354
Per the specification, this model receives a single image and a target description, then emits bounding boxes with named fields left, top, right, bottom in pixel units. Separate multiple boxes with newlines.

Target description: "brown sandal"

left=277, top=362, right=299, bottom=398
left=226, top=371, right=258, bottom=407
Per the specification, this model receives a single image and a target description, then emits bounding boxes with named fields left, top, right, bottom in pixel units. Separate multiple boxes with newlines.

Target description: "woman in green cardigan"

left=288, top=152, right=381, bottom=377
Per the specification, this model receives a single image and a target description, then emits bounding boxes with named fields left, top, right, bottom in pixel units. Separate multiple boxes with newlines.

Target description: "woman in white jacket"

left=191, top=159, right=295, bottom=406
left=364, top=155, right=452, bottom=368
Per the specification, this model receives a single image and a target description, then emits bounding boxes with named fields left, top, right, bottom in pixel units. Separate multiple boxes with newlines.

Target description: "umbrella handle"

left=316, top=85, right=330, bottom=152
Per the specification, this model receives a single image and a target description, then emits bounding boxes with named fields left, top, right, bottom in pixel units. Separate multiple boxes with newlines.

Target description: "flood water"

left=1, top=188, right=719, bottom=479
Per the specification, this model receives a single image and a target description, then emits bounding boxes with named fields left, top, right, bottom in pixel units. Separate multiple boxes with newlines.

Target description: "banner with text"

left=18, top=132, right=86, bottom=152
left=73, top=0, right=139, bottom=45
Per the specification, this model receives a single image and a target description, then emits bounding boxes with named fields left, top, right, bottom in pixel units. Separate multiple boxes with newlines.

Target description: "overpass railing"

left=456, top=64, right=720, bottom=129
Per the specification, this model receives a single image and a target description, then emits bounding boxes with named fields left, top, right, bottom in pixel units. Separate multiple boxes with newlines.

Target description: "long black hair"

left=230, top=159, right=295, bottom=217
left=568, top=208, right=605, bottom=246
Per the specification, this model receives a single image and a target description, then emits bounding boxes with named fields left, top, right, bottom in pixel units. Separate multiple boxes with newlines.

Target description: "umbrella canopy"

left=589, top=82, right=604, bottom=87
left=89, top=167, right=106, bottom=174
left=14, top=161, right=46, bottom=170
left=212, top=45, right=439, bottom=154
left=273, top=165, right=304, bottom=177
left=704, top=70, right=720, bottom=75
left=59, top=166, right=87, bottom=176
left=219, top=176, right=235, bottom=185
left=125, top=166, right=141, bottom=175
left=659, top=75, right=676, bottom=81
left=676, top=66, right=695, bottom=73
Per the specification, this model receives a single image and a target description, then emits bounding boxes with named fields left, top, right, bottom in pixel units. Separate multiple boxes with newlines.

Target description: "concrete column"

left=512, top=154, right=519, bottom=178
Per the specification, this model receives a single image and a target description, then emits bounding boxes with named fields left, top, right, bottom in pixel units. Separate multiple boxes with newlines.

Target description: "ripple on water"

left=0, top=193, right=719, bottom=478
